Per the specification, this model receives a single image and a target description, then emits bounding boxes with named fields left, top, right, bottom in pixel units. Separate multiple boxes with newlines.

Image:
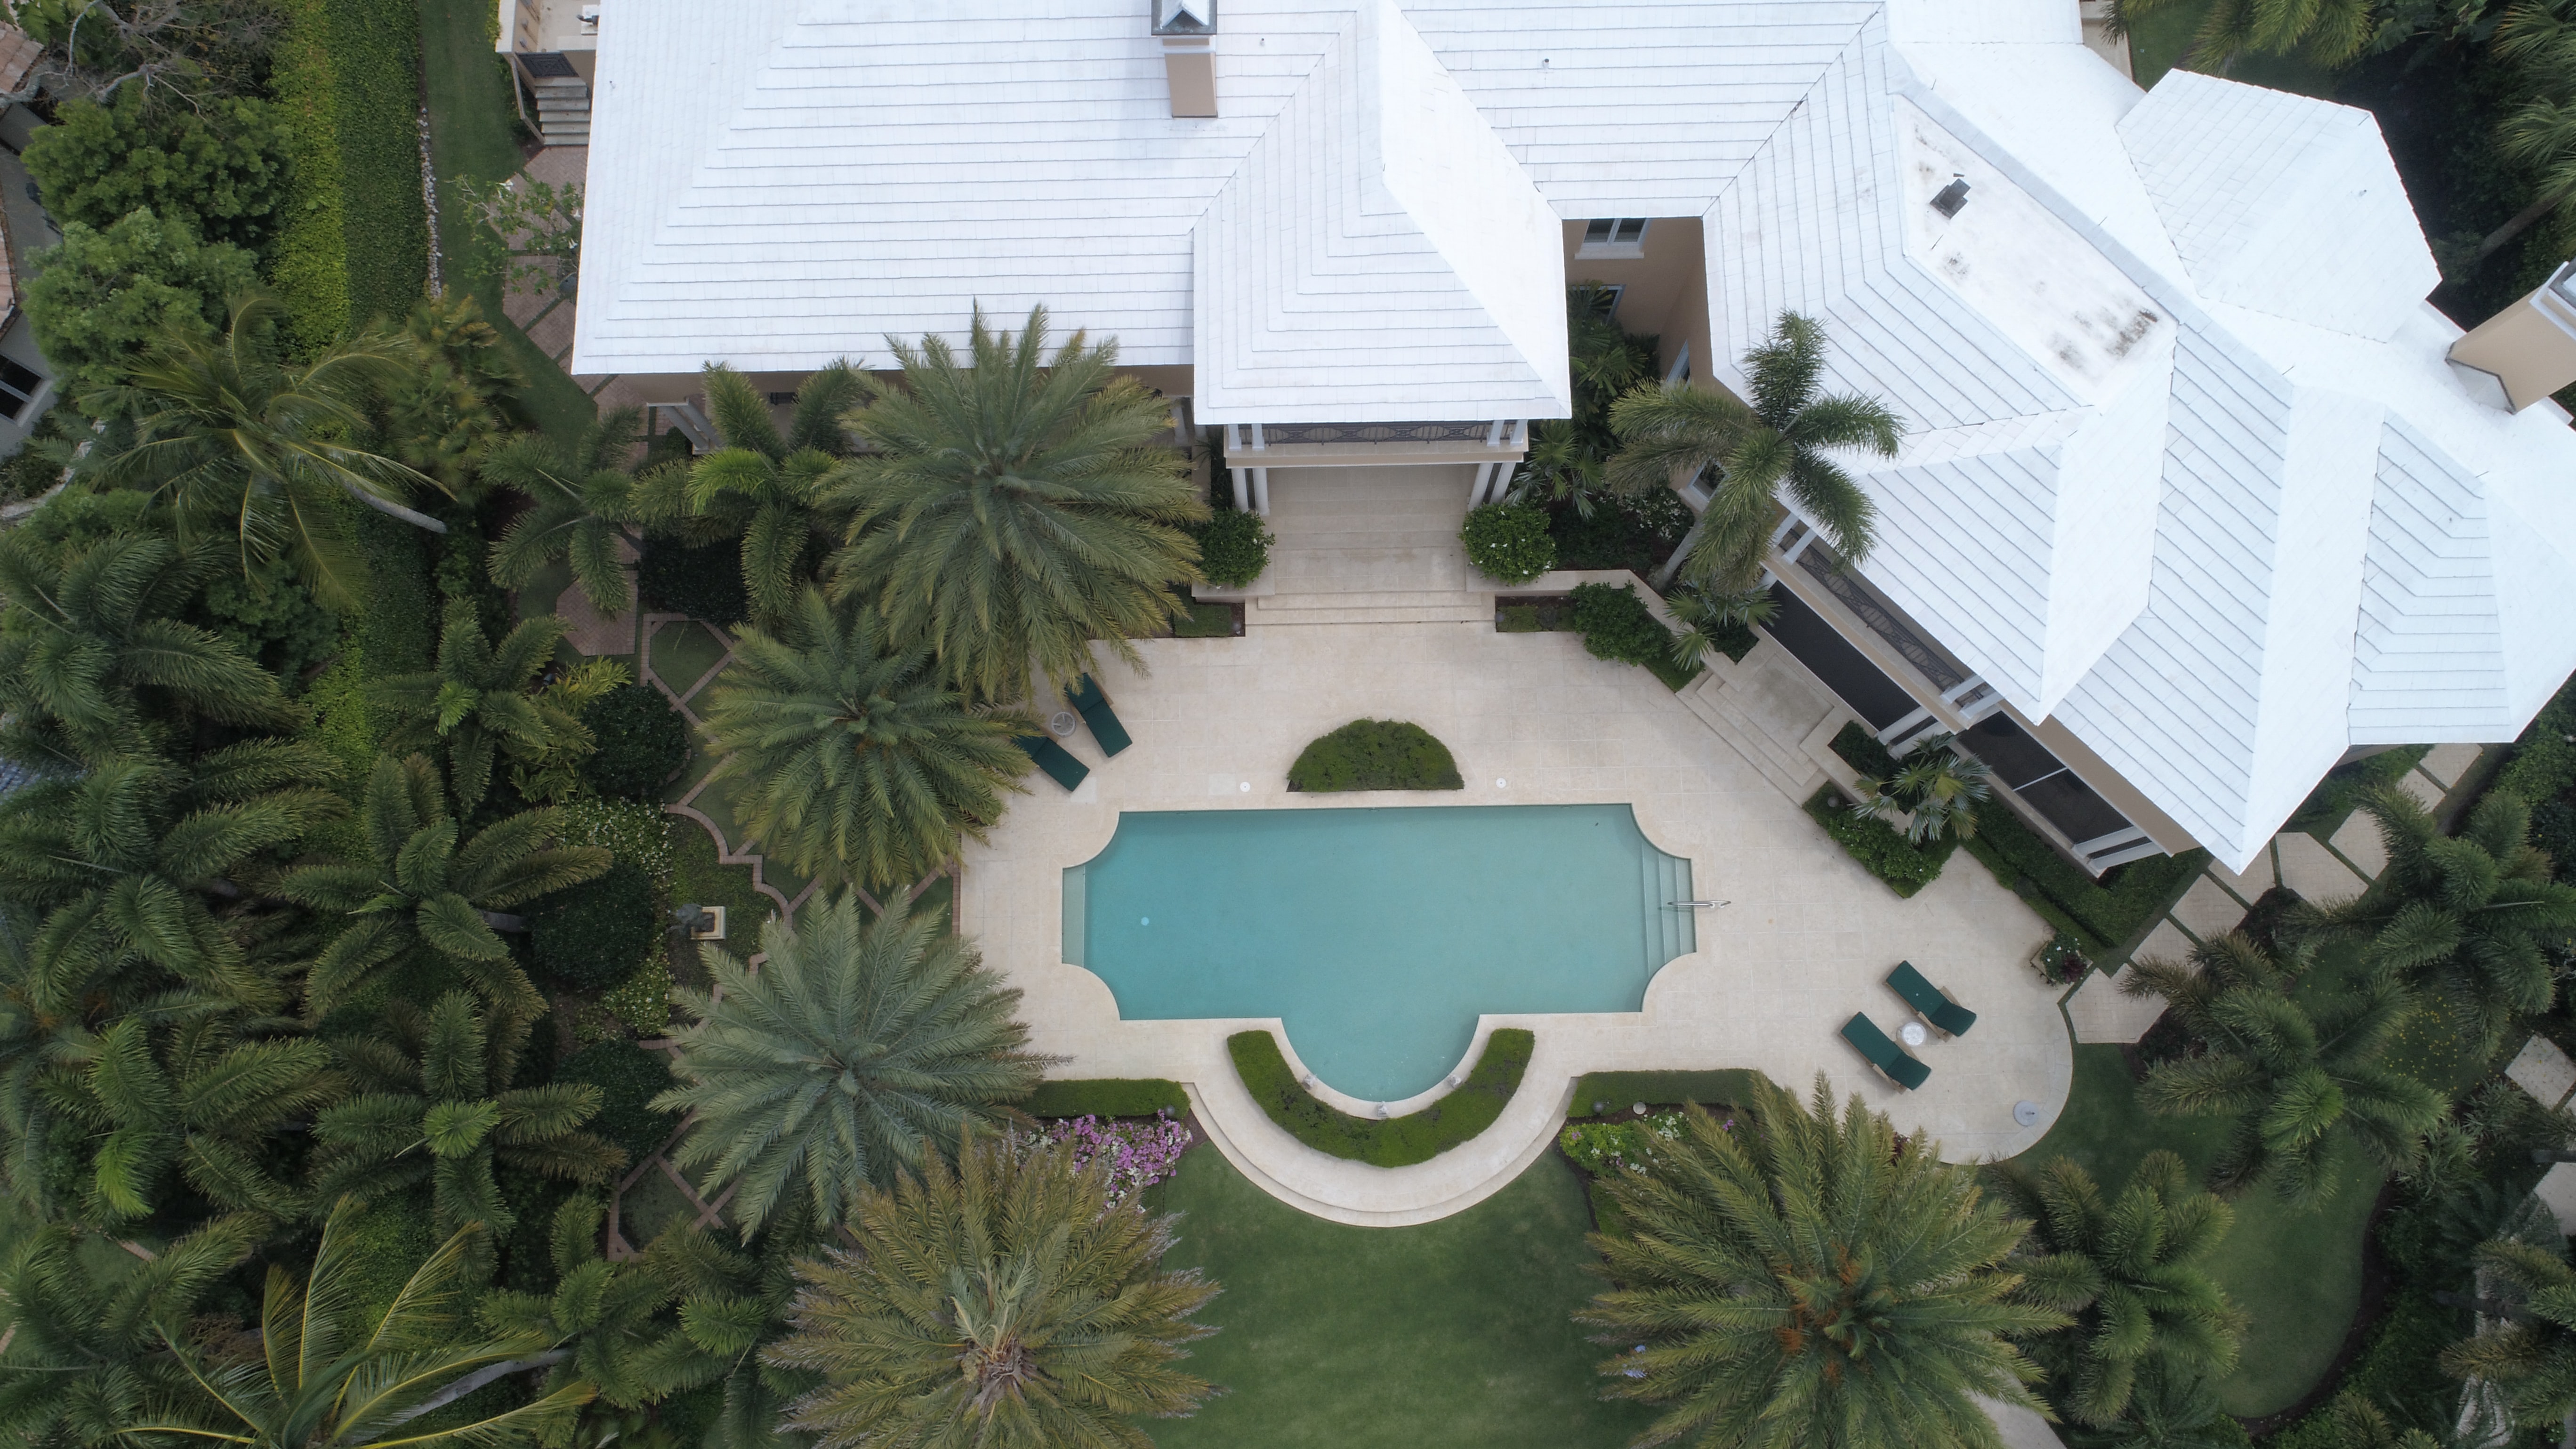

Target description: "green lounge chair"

left=1840, top=1013, right=1930, bottom=1090
left=1015, top=735, right=1089, bottom=792
left=1887, top=960, right=1978, bottom=1037
left=1066, top=675, right=1132, bottom=757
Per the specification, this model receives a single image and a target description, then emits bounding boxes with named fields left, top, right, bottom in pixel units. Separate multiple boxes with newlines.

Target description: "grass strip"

left=1229, top=1028, right=1532, bottom=1167
left=1022, top=1079, right=1191, bottom=1119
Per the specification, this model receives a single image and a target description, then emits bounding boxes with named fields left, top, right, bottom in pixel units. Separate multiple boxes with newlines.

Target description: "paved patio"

left=965, top=465, right=2066, bottom=1225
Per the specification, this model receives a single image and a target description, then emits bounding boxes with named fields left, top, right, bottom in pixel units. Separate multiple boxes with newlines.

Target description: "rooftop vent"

left=1931, top=177, right=1971, bottom=219
left=1153, top=0, right=1216, bottom=117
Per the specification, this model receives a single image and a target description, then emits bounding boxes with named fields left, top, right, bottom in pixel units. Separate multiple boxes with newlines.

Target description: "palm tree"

left=2440, top=1237, right=2576, bottom=1428
left=1662, top=582, right=1779, bottom=668
left=129, top=1196, right=596, bottom=1448
left=1608, top=312, right=1901, bottom=590
left=69, top=1012, right=339, bottom=1222
left=2290, top=1393, right=2449, bottom=1449
left=1578, top=1072, right=2066, bottom=1449
left=314, top=991, right=621, bottom=1247
left=0, top=527, right=295, bottom=763
left=2109, top=0, right=2380, bottom=65
left=766, top=1128, right=1221, bottom=1448
left=90, top=293, right=449, bottom=608
left=0, top=1210, right=264, bottom=1447
left=1850, top=735, right=1996, bottom=844
left=282, top=753, right=609, bottom=1021
left=2302, top=787, right=2576, bottom=1042
left=1990, top=1152, right=2246, bottom=1427
left=486, top=407, right=651, bottom=615
left=374, top=600, right=593, bottom=813
left=828, top=305, right=1208, bottom=701
left=651, top=893, right=1049, bottom=1238
left=2065, top=1367, right=2253, bottom=1449
left=2125, top=933, right=2445, bottom=1207
left=698, top=588, right=1031, bottom=890
left=634, top=362, right=861, bottom=623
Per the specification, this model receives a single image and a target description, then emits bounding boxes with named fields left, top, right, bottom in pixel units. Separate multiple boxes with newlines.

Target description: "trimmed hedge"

left=271, top=0, right=427, bottom=353
left=1804, top=785, right=1955, bottom=897
left=551, top=1038, right=679, bottom=1161
left=1021, top=1079, right=1191, bottom=1119
left=2494, top=672, right=2576, bottom=807
left=529, top=861, right=662, bottom=991
left=1460, top=502, right=1556, bottom=584
left=1229, top=1028, right=1532, bottom=1167
left=636, top=537, right=749, bottom=627
left=580, top=684, right=692, bottom=799
left=1195, top=508, right=1273, bottom=588
left=1287, top=719, right=1464, bottom=792
left=1571, top=1069, right=1766, bottom=1115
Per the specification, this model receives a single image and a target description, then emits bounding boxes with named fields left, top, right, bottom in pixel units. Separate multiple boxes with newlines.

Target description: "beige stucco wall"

left=1562, top=216, right=1713, bottom=389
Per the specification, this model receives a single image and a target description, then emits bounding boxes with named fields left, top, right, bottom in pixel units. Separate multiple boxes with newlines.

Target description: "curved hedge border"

left=1286, top=719, right=1464, bottom=792
left=1227, top=1028, right=1533, bottom=1167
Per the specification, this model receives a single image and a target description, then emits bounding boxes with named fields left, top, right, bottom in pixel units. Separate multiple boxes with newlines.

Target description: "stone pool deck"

left=964, top=525, right=2069, bottom=1224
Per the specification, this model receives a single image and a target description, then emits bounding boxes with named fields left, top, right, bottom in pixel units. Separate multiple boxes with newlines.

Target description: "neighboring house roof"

left=579, top=0, right=2576, bottom=874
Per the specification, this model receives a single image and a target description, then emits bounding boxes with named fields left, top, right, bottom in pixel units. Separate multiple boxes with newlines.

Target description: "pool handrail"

left=1067, top=675, right=1133, bottom=757
left=1839, top=1012, right=1930, bottom=1090
left=1015, top=734, right=1090, bottom=792
left=1886, top=960, right=1978, bottom=1038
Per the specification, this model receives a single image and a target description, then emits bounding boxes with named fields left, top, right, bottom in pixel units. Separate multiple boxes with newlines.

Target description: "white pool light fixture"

left=1238, top=781, right=1250, bottom=792
left=1495, top=777, right=1507, bottom=788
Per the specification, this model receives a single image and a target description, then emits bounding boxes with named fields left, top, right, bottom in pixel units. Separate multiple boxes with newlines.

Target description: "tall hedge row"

left=273, top=0, right=427, bottom=354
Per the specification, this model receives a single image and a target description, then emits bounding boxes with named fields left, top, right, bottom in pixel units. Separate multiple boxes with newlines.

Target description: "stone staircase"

left=1674, top=647, right=1833, bottom=801
left=1250, top=589, right=1492, bottom=627
left=531, top=74, right=591, bottom=145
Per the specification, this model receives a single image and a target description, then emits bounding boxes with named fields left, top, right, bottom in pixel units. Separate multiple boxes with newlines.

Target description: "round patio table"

left=1898, top=1020, right=1928, bottom=1048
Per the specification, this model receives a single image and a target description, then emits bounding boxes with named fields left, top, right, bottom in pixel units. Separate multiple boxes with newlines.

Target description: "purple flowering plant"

left=1039, top=1109, right=1195, bottom=1207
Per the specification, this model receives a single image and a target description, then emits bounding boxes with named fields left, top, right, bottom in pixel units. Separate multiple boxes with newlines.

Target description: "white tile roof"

left=580, top=0, right=2576, bottom=873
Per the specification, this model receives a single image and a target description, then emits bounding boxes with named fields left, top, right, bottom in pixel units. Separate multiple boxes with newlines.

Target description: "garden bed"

left=1229, top=1028, right=1533, bottom=1167
left=1171, top=601, right=1243, bottom=637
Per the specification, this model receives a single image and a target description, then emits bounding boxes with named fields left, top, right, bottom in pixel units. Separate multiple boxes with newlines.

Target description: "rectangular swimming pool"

left=1063, top=805, right=1692, bottom=1101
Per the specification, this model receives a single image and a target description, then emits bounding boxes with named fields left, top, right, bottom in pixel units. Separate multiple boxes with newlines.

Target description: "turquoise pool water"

left=1063, top=805, right=1692, bottom=1101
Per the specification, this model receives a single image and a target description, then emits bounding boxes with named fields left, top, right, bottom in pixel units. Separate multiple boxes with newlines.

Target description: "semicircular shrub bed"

left=1228, top=1028, right=1532, bottom=1167
left=1287, top=719, right=1464, bottom=792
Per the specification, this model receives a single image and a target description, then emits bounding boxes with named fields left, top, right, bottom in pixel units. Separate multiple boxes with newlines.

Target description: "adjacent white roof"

left=580, top=0, right=2576, bottom=873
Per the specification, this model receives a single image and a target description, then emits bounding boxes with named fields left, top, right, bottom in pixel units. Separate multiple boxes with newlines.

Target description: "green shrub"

left=1548, top=491, right=1691, bottom=574
left=270, top=0, right=426, bottom=350
left=579, top=684, right=691, bottom=799
left=25, top=209, right=258, bottom=405
left=1559, top=1109, right=1694, bottom=1175
left=1497, top=603, right=1546, bottom=633
left=1228, top=1028, right=1532, bottom=1167
left=636, top=536, right=749, bottom=626
left=328, top=1193, right=435, bottom=1331
left=551, top=1038, right=678, bottom=1161
left=2494, top=671, right=2576, bottom=806
left=1570, top=1070, right=1764, bottom=1114
left=1287, top=719, right=1464, bottom=792
left=529, top=861, right=661, bottom=991
left=2284, top=743, right=2432, bottom=835
left=1021, top=1079, right=1191, bottom=1119
left=355, top=506, right=436, bottom=676
left=201, top=550, right=341, bottom=686
left=2536, top=799, right=2576, bottom=880
left=1460, top=501, right=1556, bottom=584
left=1804, top=785, right=1955, bottom=896
left=1172, top=603, right=1238, bottom=638
left=1195, top=508, right=1273, bottom=588
left=1567, top=581, right=1671, bottom=668
left=24, top=91, right=290, bottom=254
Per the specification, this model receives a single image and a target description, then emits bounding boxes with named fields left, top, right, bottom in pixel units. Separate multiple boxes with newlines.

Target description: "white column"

left=1249, top=466, right=1271, bottom=515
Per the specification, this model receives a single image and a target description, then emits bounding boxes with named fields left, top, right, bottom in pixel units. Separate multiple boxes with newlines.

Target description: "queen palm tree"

left=128, top=1196, right=596, bottom=1448
left=828, top=305, right=1208, bottom=701
left=374, top=601, right=596, bottom=814
left=2125, top=933, right=2445, bottom=1207
left=1608, top=311, right=1902, bottom=590
left=698, top=588, right=1030, bottom=890
left=486, top=407, right=651, bottom=615
left=2302, top=787, right=2576, bottom=1042
left=766, top=1129, right=1221, bottom=1449
left=0, top=527, right=295, bottom=763
left=69, top=1012, right=340, bottom=1222
left=1578, top=1072, right=2065, bottom=1449
left=0, top=1210, right=264, bottom=1447
left=314, top=992, right=621, bottom=1248
left=2440, top=1238, right=2576, bottom=1428
left=651, top=893, right=1049, bottom=1238
left=282, top=753, right=608, bottom=1021
left=2067, top=1367, right=2253, bottom=1449
left=90, top=293, right=448, bottom=609
left=1990, top=1152, right=2246, bottom=1428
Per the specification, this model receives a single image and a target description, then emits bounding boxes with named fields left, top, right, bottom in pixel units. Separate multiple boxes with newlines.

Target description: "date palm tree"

left=282, top=753, right=608, bottom=1021
left=91, top=293, right=449, bottom=609
left=2125, top=933, right=2445, bottom=1208
left=766, top=1128, right=1221, bottom=1449
left=651, top=893, right=1048, bottom=1238
left=1990, top=1152, right=2246, bottom=1428
left=2111, top=0, right=2379, bottom=68
left=0, top=1209, right=264, bottom=1447
left=828, top=305, right=1208, bottom=701
left=2302, top=787, right=2576, bottom=1042
left=1578, top=1072, right=2065, bottom=1449
left=635, top=361, right=862, bottom=623
left=485, top=407, right=651, bottom=616
left=698, top=588, right=1031, bottom=891
left=129, top=1195, right=596, bottom=1449
left=1607, top=311, right=1901, bottom=590
left=314, top=991, right=621, bottom=1248
left=0, top=527, right=295, bottom=763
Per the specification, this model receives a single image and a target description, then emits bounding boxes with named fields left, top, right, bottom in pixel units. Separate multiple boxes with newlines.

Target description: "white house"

left=573, top=0, right=2576, bottom=877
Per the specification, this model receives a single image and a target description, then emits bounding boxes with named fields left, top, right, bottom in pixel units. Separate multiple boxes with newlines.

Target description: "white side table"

left=1898, top=1020, right=1929, bottom=1048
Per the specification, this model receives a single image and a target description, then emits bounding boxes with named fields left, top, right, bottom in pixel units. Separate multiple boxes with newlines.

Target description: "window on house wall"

left=1583, top=218, right=1648, bottom=247
left=1664, top=341, right=1690, bottom=386
left=0, top=356, right=45, bottom=422
left=1584, top=283, right=1625, bottom=322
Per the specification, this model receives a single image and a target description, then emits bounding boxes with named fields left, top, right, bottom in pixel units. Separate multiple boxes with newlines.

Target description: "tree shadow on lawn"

left=1144, top=1148, right=1655, bottom=1449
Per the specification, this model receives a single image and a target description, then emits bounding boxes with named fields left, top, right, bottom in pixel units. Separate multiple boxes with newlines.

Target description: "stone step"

left=1259, top=589, right=1489, bottom=613
left=1677, top=674, right=1824, bottom=800
left=539, top=127, right=592, bottom=145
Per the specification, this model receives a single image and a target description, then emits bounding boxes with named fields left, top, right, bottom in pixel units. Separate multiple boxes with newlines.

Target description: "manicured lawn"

left=649, top=620, right=730, bottom=695
left=1146, top=1149, right=1656, bottom=1449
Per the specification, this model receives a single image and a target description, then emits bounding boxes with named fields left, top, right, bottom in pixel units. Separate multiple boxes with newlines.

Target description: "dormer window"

left=1578, top=218, right=1649, bottom=258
